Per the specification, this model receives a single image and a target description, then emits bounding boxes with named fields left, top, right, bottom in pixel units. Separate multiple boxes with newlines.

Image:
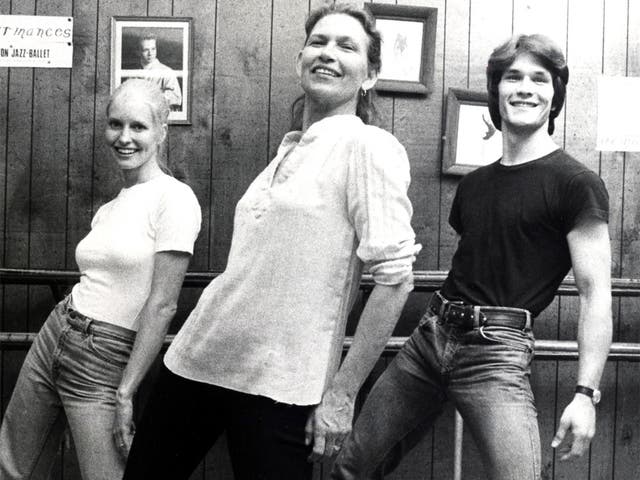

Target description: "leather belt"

left=429, top=291, right=532, bottom=330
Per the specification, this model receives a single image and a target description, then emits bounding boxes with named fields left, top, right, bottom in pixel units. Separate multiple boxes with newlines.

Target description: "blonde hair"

left=107, top=78, right=170, bottom=126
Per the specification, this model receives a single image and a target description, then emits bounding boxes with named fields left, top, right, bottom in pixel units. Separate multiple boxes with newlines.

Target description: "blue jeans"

left=332, top=312, right=540, bottom=480
left=0, top=297, right=136, bottom=480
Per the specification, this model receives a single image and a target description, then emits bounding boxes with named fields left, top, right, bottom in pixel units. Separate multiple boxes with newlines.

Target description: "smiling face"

left=296, top=13, right=376, bottom=117
left=139, top=38, right=157, bottom=67
left=105, top=92, right=167, bottom=176
left=498, top=52, right=555, bottom=135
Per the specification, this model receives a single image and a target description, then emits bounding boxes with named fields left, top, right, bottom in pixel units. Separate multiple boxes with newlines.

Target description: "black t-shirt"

left=440, top=149, right=609, bottom=317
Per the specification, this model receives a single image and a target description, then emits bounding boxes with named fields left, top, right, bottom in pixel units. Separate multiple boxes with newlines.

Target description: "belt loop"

left=473, top=306, right=481, bottom=329
left=436, top=291, right=447, bottom=318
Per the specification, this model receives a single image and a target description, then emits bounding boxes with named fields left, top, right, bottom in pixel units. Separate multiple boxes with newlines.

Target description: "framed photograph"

left=111, top=17, right=192, bottom=125
left=442, top=88, right=503, bottom=175
left=366, top=4, right=437, bottom=95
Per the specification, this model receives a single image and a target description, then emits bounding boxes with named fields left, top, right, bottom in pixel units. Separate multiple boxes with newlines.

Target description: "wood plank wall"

left=1, top=0, right=639, bottom=479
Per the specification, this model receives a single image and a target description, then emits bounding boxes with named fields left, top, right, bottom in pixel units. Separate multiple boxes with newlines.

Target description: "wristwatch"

left=575, top=385, right=601, bottom=405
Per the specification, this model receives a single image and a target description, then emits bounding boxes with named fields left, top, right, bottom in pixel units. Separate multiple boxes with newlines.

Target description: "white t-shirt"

left=71, top=174, right=201, bottom=331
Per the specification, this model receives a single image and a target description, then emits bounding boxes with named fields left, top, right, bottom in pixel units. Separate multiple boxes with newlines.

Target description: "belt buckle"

left=445, top=303, right=473, bottom=328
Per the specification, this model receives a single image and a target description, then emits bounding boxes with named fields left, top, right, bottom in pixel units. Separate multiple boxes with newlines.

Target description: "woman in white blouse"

left=125, top=4, right=420, bottom=479
left=0, top=79, right=201, bottom=480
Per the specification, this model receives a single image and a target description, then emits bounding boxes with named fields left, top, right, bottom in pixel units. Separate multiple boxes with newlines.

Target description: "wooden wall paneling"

left=555, top=2, right=604, bottom=479
left=614, top=2, right=640, bottom=476
left=467, top=0, right=511, bottom=91
left=210, top=0, right=272, bottom=270
left=395, top=0, right=445, bottom=273
left=563, top=0, right=603, bottom=173
left=29, top=0, right=72, bottom=329
left=588, top=1, right=629, bottom=478
left=1, top=0, right=36, bottom=421
left=167, top=0, right=216, bottom=272
left=0, top=0, right=7, bottom=262
left=267, top=0, right=306, bottom=162
left=91, top=0, right=147, bottom=217
left=602, top=150, right=625, bottom=276
left=0, top=0, right=8, bottom=420
left=438, top=0, right=468, bottom=270
left=170, top=0, right=217, bottom=333
left=512, top=0, right=568, bottom=45
left=66, top=1, right=98, bottom=271
left=148, top=0, right=173, bottom=16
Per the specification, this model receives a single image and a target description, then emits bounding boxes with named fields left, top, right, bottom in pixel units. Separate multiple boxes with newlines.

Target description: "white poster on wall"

left=0, top=15, right=73, bottom=68
left=597, top=75, right=640, bottom=152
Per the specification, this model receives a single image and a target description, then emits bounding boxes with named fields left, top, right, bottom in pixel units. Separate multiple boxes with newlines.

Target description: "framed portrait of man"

left=111, top=17, right=192, bottom=125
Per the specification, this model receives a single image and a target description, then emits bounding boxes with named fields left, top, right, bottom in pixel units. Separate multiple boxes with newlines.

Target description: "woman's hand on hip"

left=305, top=388, right=355, bottom=462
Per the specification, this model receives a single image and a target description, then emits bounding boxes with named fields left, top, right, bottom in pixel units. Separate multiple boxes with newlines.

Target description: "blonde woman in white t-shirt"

left=0, top=79, right=201, bottom=480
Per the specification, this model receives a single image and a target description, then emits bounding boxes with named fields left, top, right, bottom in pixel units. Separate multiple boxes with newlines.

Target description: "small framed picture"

left=111, top=17, right=192, bottom=125
left=367, top=4, right=437, bottom=95
left=442, top=88, right=503, bottom=175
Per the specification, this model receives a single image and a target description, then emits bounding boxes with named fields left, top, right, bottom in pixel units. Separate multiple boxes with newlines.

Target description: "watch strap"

left=575, top=385, right=594, bottom=398
left=576, top=385, right=601, bottom=405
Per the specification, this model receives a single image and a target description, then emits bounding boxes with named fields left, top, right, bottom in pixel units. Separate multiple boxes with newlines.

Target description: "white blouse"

left=165, top=115, right=420, bottom=405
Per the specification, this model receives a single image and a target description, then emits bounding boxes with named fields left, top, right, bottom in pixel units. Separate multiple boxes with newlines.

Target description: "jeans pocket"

left=478, top=326, right=534, bottom=353
left=88, top=334, right=132, bottom=368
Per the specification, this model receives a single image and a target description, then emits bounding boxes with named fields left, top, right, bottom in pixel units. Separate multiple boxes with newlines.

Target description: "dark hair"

left=486, top=34, right=569, bottom=135
left=107, top=79, right=173, bottom=176
left=291, top=2, right=382, bottom=129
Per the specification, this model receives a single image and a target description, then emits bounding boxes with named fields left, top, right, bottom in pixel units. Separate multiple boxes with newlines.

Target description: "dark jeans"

left=124, top=364, right=314, bottom=480
left=332, top=312, right=540, bottom=480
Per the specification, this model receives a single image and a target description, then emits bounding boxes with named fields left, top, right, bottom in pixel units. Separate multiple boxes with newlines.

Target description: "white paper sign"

left=597, top=75, right=640, bottom=152
left=0, top=15, right=73, bottom=68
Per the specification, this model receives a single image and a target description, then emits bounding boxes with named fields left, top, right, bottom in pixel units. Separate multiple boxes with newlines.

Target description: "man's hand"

left=551, top=394, right=596, bottom=460
left=305, top=389, right=355, bottom=462
left=113, top=394, right=136, bottom=459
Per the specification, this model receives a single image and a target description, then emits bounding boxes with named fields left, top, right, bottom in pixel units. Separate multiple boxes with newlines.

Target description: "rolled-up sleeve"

left=347, top=127, right=421, bottom=285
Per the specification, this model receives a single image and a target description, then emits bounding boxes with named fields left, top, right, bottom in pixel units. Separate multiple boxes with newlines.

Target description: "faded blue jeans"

left=0, top=297, right=135, bottom=480
left=332, top=312, right=540, bottom=480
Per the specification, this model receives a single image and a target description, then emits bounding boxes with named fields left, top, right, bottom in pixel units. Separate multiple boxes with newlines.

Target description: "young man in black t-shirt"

left=332, top=34, right=611, bottom=480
